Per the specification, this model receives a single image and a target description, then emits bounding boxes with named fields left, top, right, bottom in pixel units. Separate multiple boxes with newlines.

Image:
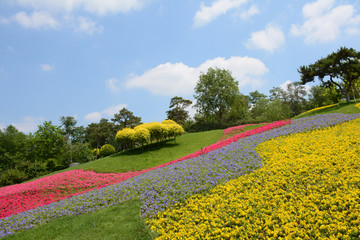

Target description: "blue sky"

left=0, top=0, right=359, bottom=133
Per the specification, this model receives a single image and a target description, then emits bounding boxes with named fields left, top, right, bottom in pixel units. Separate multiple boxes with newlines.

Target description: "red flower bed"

left=223, top=123, right=259, bottom=135
left=154, top=120, right=291, bottom=167
left=0, top=170, right=142, bottom=218
left=0, top=120, right=291, bottom=218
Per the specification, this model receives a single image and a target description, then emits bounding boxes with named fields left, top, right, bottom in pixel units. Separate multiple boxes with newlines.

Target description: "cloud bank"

left=125, top=56, right=269, bottom=96
left=291, top=0, right=360, bottom=43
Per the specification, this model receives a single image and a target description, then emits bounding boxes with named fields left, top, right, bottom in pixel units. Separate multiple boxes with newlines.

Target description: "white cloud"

left=11, top=0, right=144, bottom=16
left=0, top=17, right=10, bottom=24
left=40, top=64, right=55, bottom=71
left=105, top=78, right=120, bottom=93
left=280, top=80, right=311, bottom=94
left=290, top=0, right=360, bottom=43
left=74, top=17, right=103, bottom=35
left=125, top=56, right=269, bottom=96
left=240, top=5, right=260, bottom=20
left=12, top=116, right=45, bottom=133
left=13, top=11, right=59, bottom=29
left=280, top=80, right=292, bottom=91
left=102, top=104, right=127, bottom=116
left=246, top=24, right=285, bottom=53
left=0, top=122, right=5, bottom=130
left=193, top=0, right=247, bottom=28
left=84, top=112, right=102, bottom=122
left=84, top=104, right=128, bottom=122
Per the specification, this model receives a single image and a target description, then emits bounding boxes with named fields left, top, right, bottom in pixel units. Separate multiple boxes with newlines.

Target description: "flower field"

left=0, top=113, right=359, bottom=238
left=149, top=116, right=360, bottom=239
left=0, top=170, right=142, bottom=219
left=0, top=120, right=289, bottom=222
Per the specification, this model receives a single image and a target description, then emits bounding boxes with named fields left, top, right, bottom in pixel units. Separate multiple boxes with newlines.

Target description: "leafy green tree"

left=59, top=116, right=77, bottom=164
left=269, top=82, right=307, bottom=117
left=86, top=118, right=115, bottom=148
left=194, top=67, right=240, bottom=126
left=298, top=46, right=360, bottom=103
left=284, top=82, right=308, bottom=116
left=249, top=91, right=267, bottom=105
left=250, top=97, right=270, bottom=120
left=31, top=121, right=64, bottom=162
left=166, top=96, right=192, bottom=125
left=111, top=108, right=141, bottom=131
left=265, top=99, right=292, bottom=121
left=225, top=94, right=250, bottom=123
left=308, top=84, right=338, bottom=109
left=0, top=125, right=28, bottom=170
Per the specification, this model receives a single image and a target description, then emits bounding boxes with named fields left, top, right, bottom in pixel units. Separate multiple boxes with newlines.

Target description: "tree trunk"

left=355, top=87, right=360, bottom=98
left=329, top=75, right=351, bottom=103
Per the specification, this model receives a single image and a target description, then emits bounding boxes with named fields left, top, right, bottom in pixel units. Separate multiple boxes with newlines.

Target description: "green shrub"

left=25, top=161, right=47, bottom=179
left=100, top=144, right=116, bottom=157
left=46, top=158, right=56, bottom=171
left=0, top=169, right=27, bottom=186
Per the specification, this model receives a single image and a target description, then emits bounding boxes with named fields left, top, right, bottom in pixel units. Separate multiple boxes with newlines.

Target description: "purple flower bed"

left=1, top=113, right=359, bottom=238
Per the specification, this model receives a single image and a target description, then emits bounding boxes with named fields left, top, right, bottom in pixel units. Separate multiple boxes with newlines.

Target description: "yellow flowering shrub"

left=91, top=148, right=100, bottom=156
left=115, top=128, right=135, bottom=149
left=149, top=118, right=360, bottom=239
left=99, top=144, right=115, bottom=157
left=133, top=127, right=150, bottom=146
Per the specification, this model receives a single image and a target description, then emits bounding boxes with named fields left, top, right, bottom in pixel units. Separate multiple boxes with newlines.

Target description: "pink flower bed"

left=0, top=170, right=142, bottom=218
left=223, top=123, right=259, bottom=135
left=0, top=120, right=291, bottom=219
left=157, top=120, right=291, bottom=166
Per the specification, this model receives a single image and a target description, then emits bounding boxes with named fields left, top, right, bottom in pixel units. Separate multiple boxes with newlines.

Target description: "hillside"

left=1, top=104, right=360, bottom=239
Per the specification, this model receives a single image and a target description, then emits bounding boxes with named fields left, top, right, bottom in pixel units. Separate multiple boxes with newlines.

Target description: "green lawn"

left=293, top=100, right=360, bottom=119
left=3, top=200, right=154, bottom=240
left=70, top=129, right=223, bottom=173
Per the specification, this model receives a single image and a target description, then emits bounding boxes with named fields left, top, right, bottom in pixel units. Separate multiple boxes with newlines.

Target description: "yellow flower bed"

left=300, top=103, right=338, bottom=115
left=355, top=102, right=360, bottom=110
left=149, top=118, right=360, bottom=239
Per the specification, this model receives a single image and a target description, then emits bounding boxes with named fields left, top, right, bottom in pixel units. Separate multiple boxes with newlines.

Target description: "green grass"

left=69, top=130, right=223, bottom=173
left=3, top=200, right=154, bottom=240
left=293, top=100, right=360, bottom=119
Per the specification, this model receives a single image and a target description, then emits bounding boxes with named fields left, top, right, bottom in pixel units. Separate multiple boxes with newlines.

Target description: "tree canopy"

left=194, top=67, right=240, bottom=126
left=166, top=96, right=192, bottom=125
left=111, top=108, right=141, bottom=130
left=298, top=47, right=360, bottom=103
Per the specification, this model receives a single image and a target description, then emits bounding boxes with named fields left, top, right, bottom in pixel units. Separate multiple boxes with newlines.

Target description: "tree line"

left=0, top=46, right=359, bottom=186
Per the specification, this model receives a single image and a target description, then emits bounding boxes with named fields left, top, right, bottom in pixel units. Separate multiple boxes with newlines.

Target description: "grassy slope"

left=4, top=200, right=154, bottom=240
left=5, top=111, right=357, bottom=240
left=293, top=100, right=360, bottom=119
left=70, top=129, right=223, bottom=173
